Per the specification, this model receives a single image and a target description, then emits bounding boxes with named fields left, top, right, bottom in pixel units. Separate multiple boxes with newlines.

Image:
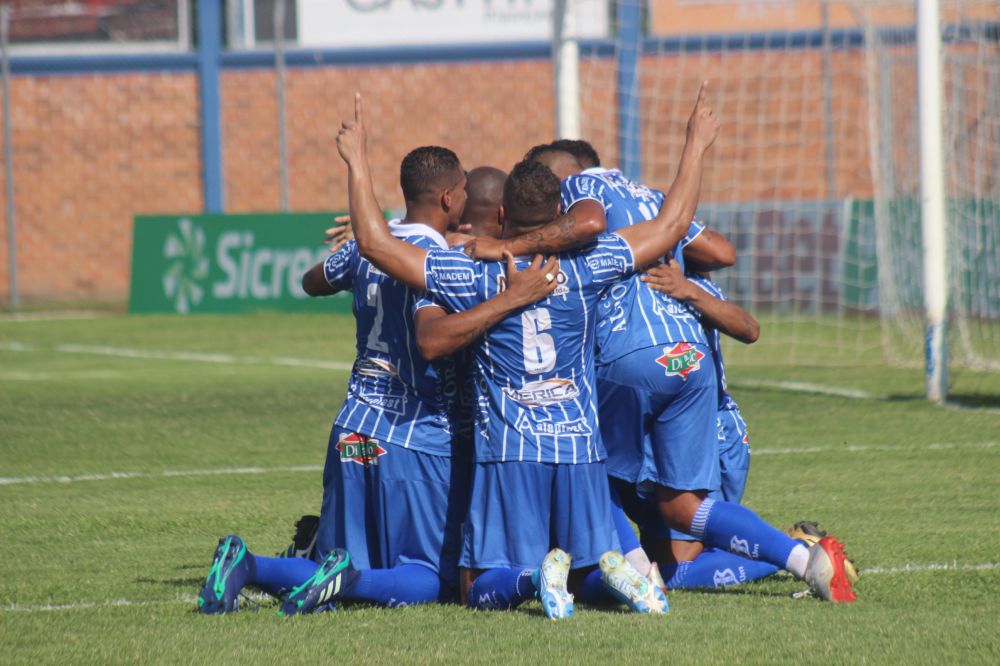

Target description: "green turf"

left=2, top=312, right=999, bottom=664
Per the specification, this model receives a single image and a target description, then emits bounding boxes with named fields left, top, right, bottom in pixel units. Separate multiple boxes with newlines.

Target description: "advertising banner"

left=298, top=0, right=609, bottom=48
left=129, top=212, right=352, bottom=314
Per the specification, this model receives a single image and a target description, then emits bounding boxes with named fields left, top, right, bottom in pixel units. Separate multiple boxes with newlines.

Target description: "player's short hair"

left=400, top=146, right=463, bottom=203
left=523, top=139, right=601, bottom=168
left=503, top=159, right=561, bottom=228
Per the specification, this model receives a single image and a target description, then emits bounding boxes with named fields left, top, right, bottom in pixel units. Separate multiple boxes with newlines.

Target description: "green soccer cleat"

left=599, top=550, right=669, bottom=614
left=278, top=548, right=360, bottom=616
left=198, top=535, right=255, bottom=615
left=536, top=548, right=574, bottom=620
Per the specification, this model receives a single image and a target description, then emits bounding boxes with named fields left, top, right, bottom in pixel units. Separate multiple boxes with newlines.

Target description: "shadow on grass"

left=135, top=576, right=203, bottom=587
left=947, top=393, right=1000, bottom=409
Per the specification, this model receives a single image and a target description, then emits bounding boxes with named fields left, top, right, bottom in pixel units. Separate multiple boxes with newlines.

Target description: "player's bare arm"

left=301, top=262, right=339, bottom=296
left=642, top=261, right=759, bottom=343
left=615, top=81, right=720, bottom=268
left=415, top=253, right=560, bottom=361
left=683, top=226, right=736, bottom=271
left=463, top=200, right=606, bottom=260
left=337, top=93, right=429, bottom=290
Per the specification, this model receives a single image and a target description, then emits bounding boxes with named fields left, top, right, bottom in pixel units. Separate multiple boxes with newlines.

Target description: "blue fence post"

left=617, top=0, right=642, bottom=182
left=197, top=0, right=224, bottom=213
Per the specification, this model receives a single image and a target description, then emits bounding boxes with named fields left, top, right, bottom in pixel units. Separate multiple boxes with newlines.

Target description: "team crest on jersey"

left=337, top=433, right=387, bottom=466
left=655, top=343, right=705, bottom=380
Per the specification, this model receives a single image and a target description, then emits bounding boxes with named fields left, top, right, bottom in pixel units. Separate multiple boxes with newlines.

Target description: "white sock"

left=785, top=544, right=810, bottom=579
left=624, top=547, right=652, bottom=577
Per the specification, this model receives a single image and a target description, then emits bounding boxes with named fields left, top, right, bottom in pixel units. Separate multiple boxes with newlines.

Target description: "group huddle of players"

left=197, top=84, right=857, bottom=619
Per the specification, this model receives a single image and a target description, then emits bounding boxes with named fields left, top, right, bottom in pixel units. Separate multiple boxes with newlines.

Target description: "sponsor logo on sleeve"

left=434, top=266, right=475, bottom=287
left=337, top=432, right=387, bottom=466
left=655, top=342, right=705, bottom=381
left=503, top=378, right=580, bottom=406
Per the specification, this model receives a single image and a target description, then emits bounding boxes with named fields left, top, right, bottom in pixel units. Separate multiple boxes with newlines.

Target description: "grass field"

left=2, top=310, right=999, bottom=664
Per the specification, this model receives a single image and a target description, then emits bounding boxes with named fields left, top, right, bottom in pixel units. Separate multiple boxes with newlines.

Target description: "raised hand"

left=686, top=81, right=720, bottom=154
left=503, top=252, right=559, bottom=307
left=336, top=93, right=367, bottom=166
left=324, top=215, right=355, bottom=252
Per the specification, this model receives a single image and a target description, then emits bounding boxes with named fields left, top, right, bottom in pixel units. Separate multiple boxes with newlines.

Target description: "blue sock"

left=344, top=564, right=440, bottom=607
left=659, top=549, right=780, bottom=589
left=609, top=487, right=642, bottom=554
left=251, top=554, right=319, bottom=596
left=576, top=567, right=615, bottom=605
left=467, top=568, right=536, bottom=610
left=690, top=498, right=801, bottom=572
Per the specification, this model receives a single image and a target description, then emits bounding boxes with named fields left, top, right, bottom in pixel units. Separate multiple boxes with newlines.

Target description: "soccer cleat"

left=198, top=535, right=256, bottom=614
left=278, top=548, right=360, bottom=616
left=278, top=515, right=321, bottom=560
left=647, top=561, right=670, bottom=601
left=537, top=548, right=574, bottom=620
left=803, top=536, right=856, bottom=603
left=599, top=550, right=669, bottom=614
left=787, top=521, right=859, bottom=583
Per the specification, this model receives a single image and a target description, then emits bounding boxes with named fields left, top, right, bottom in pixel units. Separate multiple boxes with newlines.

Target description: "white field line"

left=4, top=563, right=998, bottom=613
left=3, top=441, right=996, bottom=487
left=0, top=464, right=323, bottom=486
left=0, top=310, right=105, bottom=322
left=0, top=340, right=353, bottom=372
left=729, top=378, right=1000, bottom=416
left=2, top=340, right=996, bottom=414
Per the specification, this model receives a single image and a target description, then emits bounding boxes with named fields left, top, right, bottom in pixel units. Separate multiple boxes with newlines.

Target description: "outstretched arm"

left=615, top=81, right=720, bottom=268
left=642, top=261, right=758, bottom=343
left=683, top=226, right=736, bottom=271
left=416, top=253, right=560, bottom=360
left=337, top=94, right=428, bottom=290
left=463, top=200, right=607, bottom=261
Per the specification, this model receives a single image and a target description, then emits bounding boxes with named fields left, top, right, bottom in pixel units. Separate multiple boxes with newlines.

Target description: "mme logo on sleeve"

left=337, top=433, right=387, bottom=466
left=655, top=342, right=705, bottom=381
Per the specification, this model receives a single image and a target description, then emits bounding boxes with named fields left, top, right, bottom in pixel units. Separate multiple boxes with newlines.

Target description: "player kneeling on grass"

left=336, top=85, right=718, bottom=618
left=196, top=146, right=559, bottom=616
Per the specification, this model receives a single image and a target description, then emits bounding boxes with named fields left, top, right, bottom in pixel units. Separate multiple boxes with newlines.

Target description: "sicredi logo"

left=160, top=219, right=328, bottom=313
left=162, top=218, right=209, bottom=314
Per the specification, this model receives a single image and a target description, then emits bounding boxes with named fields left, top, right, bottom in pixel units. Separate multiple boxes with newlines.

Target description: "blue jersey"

left=562, top=168, right=708, bottom=365
left=687, top=275, right=738, bottom=412
left=323, top=221, right=455, bottom=456
left=423, top=234, right=635, bottom=465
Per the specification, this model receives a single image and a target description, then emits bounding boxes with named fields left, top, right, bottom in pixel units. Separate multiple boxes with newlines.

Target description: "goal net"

left=575, top=0, right=1000, bottom=372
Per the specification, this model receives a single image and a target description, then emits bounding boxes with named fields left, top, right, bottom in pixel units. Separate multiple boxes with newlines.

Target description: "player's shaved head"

left=502, top=160, right=561, bottom=233
left=460, top=166, right=506, bottom=239
left=400, top=146, right=464, bottom=204
left=524, top=143, right=584, bottom=181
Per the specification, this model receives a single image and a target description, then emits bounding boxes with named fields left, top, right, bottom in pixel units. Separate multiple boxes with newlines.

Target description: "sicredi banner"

left=129, top=213, right=352, bottom=314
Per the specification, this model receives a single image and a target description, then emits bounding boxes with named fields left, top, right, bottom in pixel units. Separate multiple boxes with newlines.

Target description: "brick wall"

left=0, top=52, right=877, bottom=303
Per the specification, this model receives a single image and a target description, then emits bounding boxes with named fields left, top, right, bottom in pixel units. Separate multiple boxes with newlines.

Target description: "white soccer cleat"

left=599, top=550, right=670, bottom=614
left=647, top=561, right=670, bottom=603
left=537, top=548, right=574, bottom=620
left=803, top=536, right=856, bottom=603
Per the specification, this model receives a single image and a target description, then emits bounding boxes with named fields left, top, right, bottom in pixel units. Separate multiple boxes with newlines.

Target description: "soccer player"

left=196, top=148, right=558, bottom=615
left=463, top=141, right=855, bottom=602
left=335, top=85, right=718, bottom=618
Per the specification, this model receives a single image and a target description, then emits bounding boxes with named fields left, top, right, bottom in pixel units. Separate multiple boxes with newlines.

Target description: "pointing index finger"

left=354, top=93, right=363, bottom=123
left=695, top=80, right=707, bottom=109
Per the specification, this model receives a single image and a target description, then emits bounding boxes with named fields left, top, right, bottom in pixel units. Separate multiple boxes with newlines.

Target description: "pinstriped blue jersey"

left=687, top=275, right=739, bottom=412
left=323, top=222, right=455, bottom=456
left=423, top=234, right=635, bottom=464
left=561, top=168, right=708, bottom=365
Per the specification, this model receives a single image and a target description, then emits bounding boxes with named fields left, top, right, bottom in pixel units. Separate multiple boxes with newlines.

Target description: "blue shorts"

left=717, top=406, right=750, bottom=504
left=460, top=461, right=620, bottom=570
left=597, top=379, right=649, bottom=484
left=316, top=426, right=468, bottom=587
left=599, top=344, right=720, bottom=493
